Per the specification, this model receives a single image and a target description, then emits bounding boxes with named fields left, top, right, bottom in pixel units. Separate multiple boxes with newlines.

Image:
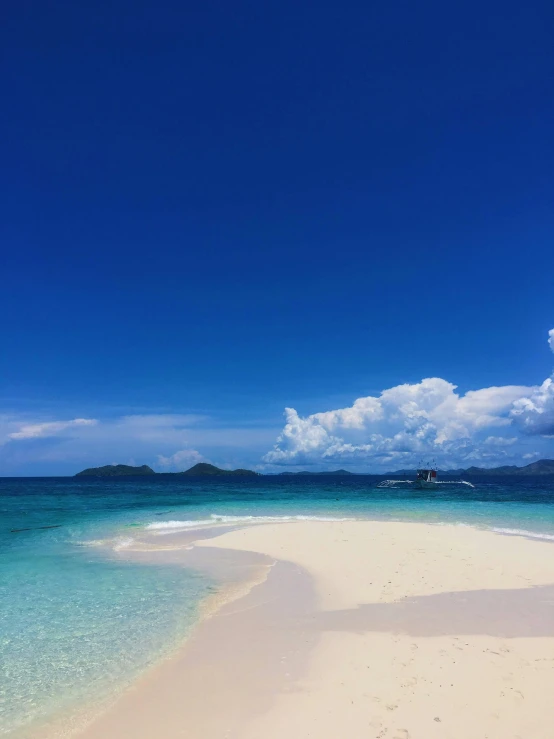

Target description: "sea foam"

left=146, top=513, right=356, bottom=532
left=490, top=527, right=554, bottom=541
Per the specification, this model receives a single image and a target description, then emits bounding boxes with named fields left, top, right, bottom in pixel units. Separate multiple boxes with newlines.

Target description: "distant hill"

left=388, top=460, right=554, bottom=477
left=75, top=464, right=155, bottom=477
left=178, top=463, right=258, bottom=476
left=75, top=462, right=258, bottom=477
left=74, top=459, right=554, bottom=479
left=462, top=459, right=554, bottom=476
left=278, top=469, right=354, bottom=476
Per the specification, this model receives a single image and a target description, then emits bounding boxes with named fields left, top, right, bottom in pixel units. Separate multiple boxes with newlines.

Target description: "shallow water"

left=1, top=474, right=553, bottom=735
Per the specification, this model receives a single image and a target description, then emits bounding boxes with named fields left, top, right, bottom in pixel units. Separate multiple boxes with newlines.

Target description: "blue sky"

left=1, top=0, right=554, bottom=474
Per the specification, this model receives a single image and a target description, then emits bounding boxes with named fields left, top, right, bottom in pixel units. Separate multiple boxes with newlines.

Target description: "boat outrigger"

left=377, top=465, right=474, bottom=489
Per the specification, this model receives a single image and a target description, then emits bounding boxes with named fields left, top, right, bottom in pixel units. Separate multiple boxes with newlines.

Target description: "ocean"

left=2, top=474, right=554, bottom=736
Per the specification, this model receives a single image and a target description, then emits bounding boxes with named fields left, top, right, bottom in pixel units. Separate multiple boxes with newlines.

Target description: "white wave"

left=145, top=513, right=356, bottom=531
left=77, top=536, right=135, bottom=550
left=76, top=538, right=107, bottom=547
left=294, top=515, right=354, bottom=521
left=491, top=527, right=554, bottom=542
left=146, top=518, right=217, bottom=530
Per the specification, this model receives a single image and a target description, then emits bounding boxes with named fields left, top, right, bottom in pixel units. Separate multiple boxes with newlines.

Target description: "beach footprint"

left=393, top=730, right=410, bottom=739
left=400, top=676, right=417, bottom=688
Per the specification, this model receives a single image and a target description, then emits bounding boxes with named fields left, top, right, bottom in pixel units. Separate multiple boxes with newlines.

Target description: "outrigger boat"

left=377, top=465, right=474, bottom=489
left=414, top=467, right=438, bottom=489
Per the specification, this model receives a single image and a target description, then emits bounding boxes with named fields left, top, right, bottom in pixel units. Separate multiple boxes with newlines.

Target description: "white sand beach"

left=75, top=521, right=554, bottom=739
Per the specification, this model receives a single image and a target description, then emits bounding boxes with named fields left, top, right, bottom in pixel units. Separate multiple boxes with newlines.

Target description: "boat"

left=377, top=465, right=474, bottom=489
left=414, top=467, right=438, bottom=489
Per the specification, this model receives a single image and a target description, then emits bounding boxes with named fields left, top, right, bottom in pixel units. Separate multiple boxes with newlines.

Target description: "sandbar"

left=74, top=521, right=554, bottom=739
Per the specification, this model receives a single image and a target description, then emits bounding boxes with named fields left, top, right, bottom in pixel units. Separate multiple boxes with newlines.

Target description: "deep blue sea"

left=2, top=475, right=554, bottom=736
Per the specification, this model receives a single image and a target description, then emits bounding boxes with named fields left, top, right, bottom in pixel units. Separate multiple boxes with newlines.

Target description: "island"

left=177, top=463, right=258, bottom=476
left=278, top=469, right=354, bottom=476
left=75, top=464, right=156, bottom=477
left=74, top=462, right=258, bottom=477
left=74, top=459, right=554, bottom=478
left=388, top=459, right=554, bottom=477
left=460, top=459, right=554, bottom=476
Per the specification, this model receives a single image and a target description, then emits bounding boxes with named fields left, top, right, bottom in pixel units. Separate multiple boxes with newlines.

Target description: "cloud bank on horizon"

left=1, top=330, right=553, bottom=473
left=263, top=330, right=554, bottom=469
left=0, top=412, right=275, bottom=474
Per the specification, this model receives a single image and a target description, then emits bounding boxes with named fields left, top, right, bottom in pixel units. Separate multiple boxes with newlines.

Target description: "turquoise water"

left=1, top=475, right=554, bottom=735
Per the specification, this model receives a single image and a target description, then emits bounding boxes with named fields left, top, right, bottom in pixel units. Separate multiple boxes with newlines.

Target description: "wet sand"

left=75, top=521, right=554, bottom=739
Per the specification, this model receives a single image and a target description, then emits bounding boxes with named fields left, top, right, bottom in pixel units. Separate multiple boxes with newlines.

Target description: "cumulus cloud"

left=510, top=378, right=554, bottom=436
left=264, top=377, right=552, bottom=469
left=483, top=436, right=518, bottom=446
left=157, top=448, right=206, bottom=470
left=503, top=330, right=554, bottom=436
left=9, top=418, right=98, bottom=440
left=265, top=329, right=554, bottom=469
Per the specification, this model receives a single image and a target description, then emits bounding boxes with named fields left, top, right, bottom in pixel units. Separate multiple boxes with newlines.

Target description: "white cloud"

left=0, top=411, right=276, bottom=474
left=157, top=448, right=206, bottom=471
left=3, top=330, right=554, bottom=474
left=9, top=418, right=98, bottom=440
left=502, top=330, right=554, bottom=437
left=510, top=377, right=554, bottom=436
left=264, top=375, right=550, bottom=469
left=483, top=436, right=517, bottom=446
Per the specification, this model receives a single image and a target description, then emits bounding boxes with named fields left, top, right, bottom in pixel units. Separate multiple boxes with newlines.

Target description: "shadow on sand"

left=315, top=583, right=554, bottom=638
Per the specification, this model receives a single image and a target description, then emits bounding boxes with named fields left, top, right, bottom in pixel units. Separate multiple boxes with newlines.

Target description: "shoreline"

left=33, top=520, right=554, bottom=738
left=75, top=556, right=316, bottom=739
left=26, top=532, right=275, bottom=739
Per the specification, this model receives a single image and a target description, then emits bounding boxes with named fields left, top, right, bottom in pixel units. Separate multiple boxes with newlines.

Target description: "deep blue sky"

left=1, top=0, right=554, bottom=473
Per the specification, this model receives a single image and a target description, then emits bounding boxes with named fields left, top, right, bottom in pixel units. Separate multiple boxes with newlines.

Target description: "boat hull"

left=413, top=480, right=439, bottom=489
